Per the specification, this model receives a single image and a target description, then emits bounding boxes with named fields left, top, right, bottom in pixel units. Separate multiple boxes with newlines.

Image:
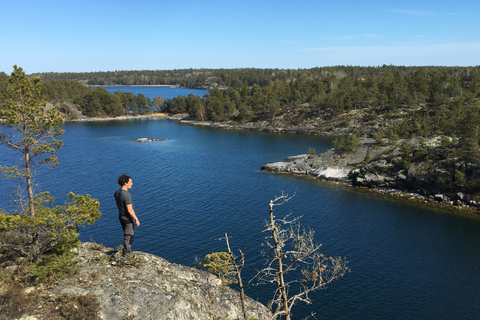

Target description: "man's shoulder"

left=115, top=189, right=132, bottom=201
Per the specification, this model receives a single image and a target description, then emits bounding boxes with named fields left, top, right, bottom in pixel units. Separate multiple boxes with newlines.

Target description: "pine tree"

left=0, top=65, right=64, bottom=216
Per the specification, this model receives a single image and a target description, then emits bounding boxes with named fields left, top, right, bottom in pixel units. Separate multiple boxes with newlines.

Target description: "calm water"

left=1, top=87, right=480, bottom=319
left=101, top=85, right=209, bottom=101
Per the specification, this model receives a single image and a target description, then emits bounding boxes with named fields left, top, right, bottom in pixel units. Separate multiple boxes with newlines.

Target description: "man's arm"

left=126, top=204, right=140, bottom=226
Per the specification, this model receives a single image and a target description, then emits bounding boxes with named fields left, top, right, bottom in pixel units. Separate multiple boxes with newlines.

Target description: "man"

left=114, top=174, right=140, bottom=256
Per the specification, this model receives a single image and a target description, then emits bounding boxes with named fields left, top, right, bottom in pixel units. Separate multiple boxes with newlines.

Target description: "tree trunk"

left=224, top=233, right=247, bottom=320
left=25, top=151, right=35, bottom=216
left=269, top=201, right=290, bottom=320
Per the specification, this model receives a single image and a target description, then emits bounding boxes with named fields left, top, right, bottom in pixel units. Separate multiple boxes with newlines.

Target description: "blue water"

left=1, top=87, right=480, bottom=319
left=101, top=85, right=209, bottom=101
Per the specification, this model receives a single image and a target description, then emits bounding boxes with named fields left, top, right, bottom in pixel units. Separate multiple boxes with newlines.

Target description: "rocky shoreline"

left=65, top=113, right=170, bottom=122
left=261, top=138, right=480, bottom=214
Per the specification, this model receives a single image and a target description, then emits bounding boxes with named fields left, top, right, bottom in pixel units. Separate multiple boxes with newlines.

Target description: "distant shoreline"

left=66, top=113, right=170, bottom=122
left=99, top=84, right=175, bottom=87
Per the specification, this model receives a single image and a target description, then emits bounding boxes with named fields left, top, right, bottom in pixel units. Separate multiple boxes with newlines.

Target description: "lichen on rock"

left=54, top=242, right=271, bottom=320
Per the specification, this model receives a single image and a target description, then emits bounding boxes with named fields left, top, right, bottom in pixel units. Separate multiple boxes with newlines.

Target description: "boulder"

left=134, top=138, right=169, bottom=143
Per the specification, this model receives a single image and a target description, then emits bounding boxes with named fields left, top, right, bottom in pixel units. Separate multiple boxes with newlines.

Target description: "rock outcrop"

left=12, top=242, right=271, bottom=320
left=134, top=138, right=169, bottom=142
left=262, top=138, right=480, bottom=211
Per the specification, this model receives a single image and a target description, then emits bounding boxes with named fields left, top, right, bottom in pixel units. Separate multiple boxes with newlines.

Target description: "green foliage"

left=30, top=250, right=79, bottom=281
left=454, top=170, right=466, bottom=187
left=22, top=65, right=480, bottom=133
left=198, top=252, right=237, bottom=285
left=306, top=147, right=316, bottom=155
left=0, top=66, right=102, bottom=287
left=0, top=65, right=64, bottom=217
left=0, top=67, right=64, bottom=163
left=0, top=192, right=101, bottom=262
left=384, top=126, right=400, bottom=144
left=362, top=148, right=371, bottom=167
left=333, top=131, right=360, bottom=153
left=373, top=130, right=387, bottom=146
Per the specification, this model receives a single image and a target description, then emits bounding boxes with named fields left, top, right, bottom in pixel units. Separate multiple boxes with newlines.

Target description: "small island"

left=134, top=138, right=169, bottom=142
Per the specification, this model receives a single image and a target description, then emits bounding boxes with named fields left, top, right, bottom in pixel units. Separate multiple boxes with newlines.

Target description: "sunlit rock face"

left=54, top=242, right=272, bottom=320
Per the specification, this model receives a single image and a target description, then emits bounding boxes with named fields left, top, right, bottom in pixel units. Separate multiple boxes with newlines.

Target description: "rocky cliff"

left=2, top=242, right=271, bottom=320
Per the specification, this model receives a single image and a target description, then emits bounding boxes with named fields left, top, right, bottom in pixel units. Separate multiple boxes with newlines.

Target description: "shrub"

left=30, top=250, right=79, bottom=281
left=333, top=131, right=360, bottom=153
left=0, top=192, right=101, bottom=263
left=197, top=252, right=237, bottom=285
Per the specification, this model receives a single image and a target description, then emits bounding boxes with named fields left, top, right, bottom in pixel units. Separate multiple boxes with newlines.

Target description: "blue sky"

left=1, top=0, right=479, bottom=73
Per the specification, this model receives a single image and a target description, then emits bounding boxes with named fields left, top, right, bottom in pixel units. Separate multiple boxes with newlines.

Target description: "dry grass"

left=0, top=284, right=34, bottom=319
left=0, top=254, right=101, bottom=320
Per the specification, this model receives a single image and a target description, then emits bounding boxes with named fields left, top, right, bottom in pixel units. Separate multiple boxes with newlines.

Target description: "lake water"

left=1, top=87, right=480, bottom=319
left=101, top=85, right=209, bottom=101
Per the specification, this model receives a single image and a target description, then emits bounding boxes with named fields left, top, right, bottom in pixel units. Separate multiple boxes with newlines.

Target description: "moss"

left=58, top=294, right=101, bottom=320
left=109, top=246, right=145, bottom=267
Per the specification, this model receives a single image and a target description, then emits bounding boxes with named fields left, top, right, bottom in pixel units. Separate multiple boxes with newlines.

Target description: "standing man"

left=114, top=174, right=140, bottom=256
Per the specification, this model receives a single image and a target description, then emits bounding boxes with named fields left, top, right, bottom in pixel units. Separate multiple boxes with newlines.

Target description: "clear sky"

left=1, top=0, right=479, bottom=74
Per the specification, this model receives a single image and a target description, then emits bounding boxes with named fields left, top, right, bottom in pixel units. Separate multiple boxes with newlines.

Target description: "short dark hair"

left=118, top=174, right=131, bottom=186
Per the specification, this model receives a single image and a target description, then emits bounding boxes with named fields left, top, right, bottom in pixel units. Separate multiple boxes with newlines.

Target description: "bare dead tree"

left=252, top=192, right=349, bottom=320
left=223, top=233, right=248, bottom=320
left=202, top=193, right=349, bottom=319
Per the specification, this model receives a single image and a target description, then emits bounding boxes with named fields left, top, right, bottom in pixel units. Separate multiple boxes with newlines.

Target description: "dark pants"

left=119, top=217, right=134, bottom=255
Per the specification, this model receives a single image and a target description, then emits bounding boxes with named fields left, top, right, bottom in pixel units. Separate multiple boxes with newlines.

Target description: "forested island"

left=2, top=65, right=480, bottom=211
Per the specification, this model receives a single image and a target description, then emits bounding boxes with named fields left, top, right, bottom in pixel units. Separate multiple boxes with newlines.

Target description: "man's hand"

left=136, top=219, right=140, bottom=227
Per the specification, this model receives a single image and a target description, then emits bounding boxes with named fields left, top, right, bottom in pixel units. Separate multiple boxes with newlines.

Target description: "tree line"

left=163, top=68, right=480, bottom=124
left=3, top=66, right=480, bottom=146
left=27, top=65, right=480, bottom=89
left=0, top=76, right=161, bottom=117
left=2, top=66, right=479, bottom=137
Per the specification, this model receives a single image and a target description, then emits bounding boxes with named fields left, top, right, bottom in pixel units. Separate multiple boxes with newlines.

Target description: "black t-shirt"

left=114, top=189, right=133, bottom=221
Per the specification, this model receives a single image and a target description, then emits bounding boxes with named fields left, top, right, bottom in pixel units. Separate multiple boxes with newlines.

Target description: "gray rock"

left=134, top=138, right=169, bottom=143
left=56, top=243, right=271, bottom=320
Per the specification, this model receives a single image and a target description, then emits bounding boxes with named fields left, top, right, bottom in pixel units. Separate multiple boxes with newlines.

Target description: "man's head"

left=118, top=174, right=132, bottom=187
